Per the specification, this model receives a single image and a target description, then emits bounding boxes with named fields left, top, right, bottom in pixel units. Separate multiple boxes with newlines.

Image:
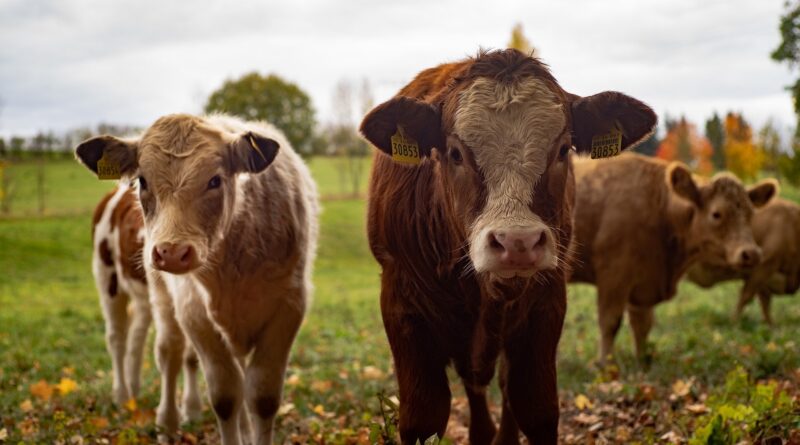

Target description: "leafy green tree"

left=772, top=1, right=800, bottom=136
left=205, top=72, right=316, bottom=154
left=705, top=112, right=725, bottom=170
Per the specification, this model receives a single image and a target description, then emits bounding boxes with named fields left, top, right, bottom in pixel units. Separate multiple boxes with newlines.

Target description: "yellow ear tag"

left=390, top=127, right=421, bottom=165
left=96, top=153, right=121, bottom=180
left=590, top=125, right=623, bottom=159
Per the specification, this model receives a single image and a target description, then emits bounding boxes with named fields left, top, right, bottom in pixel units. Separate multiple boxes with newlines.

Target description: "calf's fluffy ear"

left=75, top=136, right=139, bottom=177
left=747, top=179, right=778, bottom=208
left=668, top=163, right=702, bottom=207
left=228, top=132, right=280, bottom=174
left=569, top=91, right=657, bottom=154
left=359, top=96, right=443, bottom=160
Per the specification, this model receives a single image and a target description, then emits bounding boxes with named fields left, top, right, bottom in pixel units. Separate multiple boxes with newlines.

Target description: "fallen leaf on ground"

left=671, top=378, right=693, bottom=398
left=88, top=416, right=109, bottom=429
left=0, top=428, right=7, bottom=440
left=30, top=379, right=54, bottom=401
left=124, top=398, right=137, bottom=412
left=574, top=394, right=593, bottom=410
left=286, top=374, right=301, bottom=386
left=57, top=377, right=78, bottom=395
left=277, top=402, right=295, bottom=417
left=311, top=380, right=333, bottom=392
left=19, top=399, right=33, bottom=412
left=573, top=412, right=601, bottom=425
left=361, top=366, right=384, bottom=380
left=686, top=403, right=709, bottom=414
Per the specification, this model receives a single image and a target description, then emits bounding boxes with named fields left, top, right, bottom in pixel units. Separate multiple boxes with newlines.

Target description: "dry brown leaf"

left=686, top=403, right=709, bottom=414
left=574, top=394, right=594, bottom=410
left=30, top=379, right=54, bottom=401
left=311, top=380, right=333, bottom=392
left=19, top=399, right=33, bottom=412
left=573, top=412, right=602, bottom=425
left=361, top=366, right=384, bottom=380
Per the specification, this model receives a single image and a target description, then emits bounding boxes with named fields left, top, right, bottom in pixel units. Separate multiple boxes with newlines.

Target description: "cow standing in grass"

left=90, top=186, right=203, bottom=422
left=77, top=114, right=319, bottom=445
left=687, top=195, right=798, bottom=325
left=569, top=153, right=776, bottom=365
left=360, top=49, right=656, bottom=444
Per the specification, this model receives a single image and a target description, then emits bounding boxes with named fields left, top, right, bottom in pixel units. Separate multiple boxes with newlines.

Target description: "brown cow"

left=569, top=153, right=776, bottom=365
left=90, top=186, right=201, bottom=419
left=360, top=49, right=657, bottom=444
left=687, top=195, right=799, bottom=325
left=77, top=114, right=318, bottom=445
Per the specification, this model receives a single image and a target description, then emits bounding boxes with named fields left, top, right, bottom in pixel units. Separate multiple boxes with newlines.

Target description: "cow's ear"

left=360, top=96, right=442, bottom=161
left=228, top=131, right=280, bottom=174
left=668, top=163, right=702, bottom=207
left=569, top=91, right=657, bottom=154
left=75, top=135, right=139, bottom=177
left=747, top=178, right=778, bottom=208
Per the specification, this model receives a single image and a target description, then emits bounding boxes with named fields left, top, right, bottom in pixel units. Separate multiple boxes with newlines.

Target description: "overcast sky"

left=0, top=0, right=796, bottom=140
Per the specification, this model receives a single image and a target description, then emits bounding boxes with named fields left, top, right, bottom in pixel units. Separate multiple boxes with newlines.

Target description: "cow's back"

left=753, top=198, right=800, bottom=293
left=570, top=154, right=678, bottom=300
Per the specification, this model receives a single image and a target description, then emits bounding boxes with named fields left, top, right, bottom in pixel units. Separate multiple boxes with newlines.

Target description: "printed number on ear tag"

left=390, top=128, right=421, bottom=165
left=97, top=154, right=121, bottom=180
left=590, top=127, right=623, bottom=159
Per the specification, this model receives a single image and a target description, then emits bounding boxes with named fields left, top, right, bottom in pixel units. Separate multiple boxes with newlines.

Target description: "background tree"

left=772, top=1, right=800, bottom=137
left=328, top=79, right=372, bottom=197
left=508, top=23, right=538, bottom=56
left=633, top=129, right=659, bottom=156
left=778, top=139, right=800, bottom=185
left=656, top=117, right=714, bottom=174
left=724, top=112, right=764, bottom=181
left=205, top=72, right=316, bottom=154
left=705, top=112, right=726, bottom=170
left=757, top=119, right=783, bottom=177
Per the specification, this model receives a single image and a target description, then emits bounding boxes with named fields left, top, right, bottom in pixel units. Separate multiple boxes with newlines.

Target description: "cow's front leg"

left=384, top=313, right=451, bottom=444
left=178, top=299, right=244, bottom=445
left=99, top=286, right=131, bottom=406
left=756, top=291, right=774, bottom=326
left=125, top=293, right=152, bottom=399
left=596, top=279, right=627, bottom=367
left=181, top=346, right=203, bottom=422
left=503, top=284, right=566, bottom=445
left=245, top=298, right=304, bottom=445
left=734, top=281, right=757, bottom=321
left=627, top=304, right=654, bottom=365
left=150, top=279, right=185, bottom=437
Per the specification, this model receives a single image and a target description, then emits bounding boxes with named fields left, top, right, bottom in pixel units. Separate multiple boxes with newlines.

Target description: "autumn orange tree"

left=724, top=112, right=764, bottom=181
left=656, top=117, right=714, bottom=174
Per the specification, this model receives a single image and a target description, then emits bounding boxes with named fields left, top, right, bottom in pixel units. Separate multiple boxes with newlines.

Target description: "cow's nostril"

left=488, top=232, right=504, bottom=251
left=534, top=231, right=547, bottom=249
left=742, top=251, right=750, bottom=262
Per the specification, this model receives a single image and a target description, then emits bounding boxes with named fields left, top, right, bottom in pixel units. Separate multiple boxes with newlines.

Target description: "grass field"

left=0, top=158, right=798, bottom=444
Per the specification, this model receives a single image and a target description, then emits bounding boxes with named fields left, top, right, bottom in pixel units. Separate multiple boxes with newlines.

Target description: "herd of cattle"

left=72, top=49, right=798, bottom=445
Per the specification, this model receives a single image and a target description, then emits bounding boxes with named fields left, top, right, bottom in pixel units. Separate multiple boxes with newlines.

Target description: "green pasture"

left=0, top=158, right=798, bottom=443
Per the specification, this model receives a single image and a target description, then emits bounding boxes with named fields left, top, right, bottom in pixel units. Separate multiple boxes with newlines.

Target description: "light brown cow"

left=361, top=49, right=657, bottom=444
left=76, top=114, right=319, bottom=445
left=687, top=195, right=799, bottom=325
left=569, top=153, right=776, bottom=365
left=90, top=185, right=201, bottom=419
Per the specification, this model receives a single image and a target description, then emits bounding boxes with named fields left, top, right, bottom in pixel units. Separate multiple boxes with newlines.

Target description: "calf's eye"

left=712, top=211, right=722, bottom=220
left=450, top=148, right=463, bottom=165
left=558, top=144, right=572, bottom=161
left=138, top=176, right=148, bottom=191
left=207, top=175, right=222, bottom=190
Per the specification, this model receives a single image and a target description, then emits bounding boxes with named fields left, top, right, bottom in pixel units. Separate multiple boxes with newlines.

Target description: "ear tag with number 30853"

left=97, top=153, right=121, bottom=180
left=390, top=127, right=421, bottom=165
left=590, top=124, right=623, bottom=159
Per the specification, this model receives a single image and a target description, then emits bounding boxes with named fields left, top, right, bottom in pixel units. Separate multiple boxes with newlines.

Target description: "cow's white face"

left=75, top=114, right=279, bottom=275
left=450, top=77, right=567, bottom=278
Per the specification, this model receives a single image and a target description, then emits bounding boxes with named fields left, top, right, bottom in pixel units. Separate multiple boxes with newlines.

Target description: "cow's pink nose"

left=488, top=229, right=546, bottom=268
left=152, top=243, right=197, bottom=274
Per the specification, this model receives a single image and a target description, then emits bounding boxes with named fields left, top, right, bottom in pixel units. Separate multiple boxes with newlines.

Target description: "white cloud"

left=0, top=0, right=795, bottom=139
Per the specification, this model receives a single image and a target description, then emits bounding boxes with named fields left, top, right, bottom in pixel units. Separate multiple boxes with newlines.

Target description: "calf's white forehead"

left=453, top=77, right=565, bottom=208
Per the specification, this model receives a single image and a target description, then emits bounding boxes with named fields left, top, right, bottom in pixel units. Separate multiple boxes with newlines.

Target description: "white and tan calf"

left=90, top=184, right=202, bottom=421
left=77, top=114, right=319, bottom=445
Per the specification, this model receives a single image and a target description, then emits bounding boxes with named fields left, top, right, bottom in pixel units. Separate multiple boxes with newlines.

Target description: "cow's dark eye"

left=712, top=211, right=722, bottom=220
left=207, top=175, right=222, bottom=190
left=558, top=144, right=572, bottom=161
left=450, top=148, right=463, bottom=165
left=138, top=176, right=148, bottom=191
